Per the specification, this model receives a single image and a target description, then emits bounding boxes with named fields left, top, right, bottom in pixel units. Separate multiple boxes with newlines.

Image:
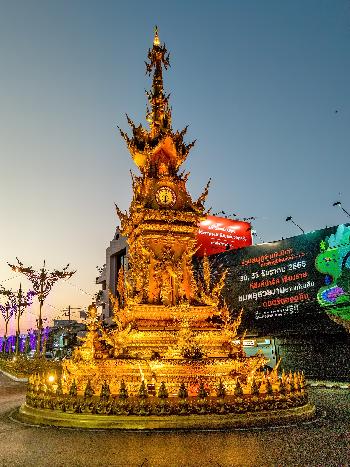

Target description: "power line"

left=0, top=274, right=21, bottom=285
left=63, top=278, right=95, bottom=298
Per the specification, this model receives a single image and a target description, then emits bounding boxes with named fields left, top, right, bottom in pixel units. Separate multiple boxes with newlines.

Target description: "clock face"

left=156, top=186, right=177, bottom=207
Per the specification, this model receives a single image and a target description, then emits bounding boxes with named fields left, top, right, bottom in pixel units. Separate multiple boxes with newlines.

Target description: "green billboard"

left=213, top=224, right=350, bottom=333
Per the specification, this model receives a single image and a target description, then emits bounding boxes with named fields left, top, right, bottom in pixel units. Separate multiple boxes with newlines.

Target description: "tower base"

left=15, top=402, right=315, bottom=430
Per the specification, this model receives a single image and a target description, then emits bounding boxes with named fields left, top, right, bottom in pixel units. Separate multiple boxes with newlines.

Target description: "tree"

left=8, top=259, right=75, bottom=353
left=9, top=284, right=35, bottom=354
left=0, top=294, right=16, bottom=353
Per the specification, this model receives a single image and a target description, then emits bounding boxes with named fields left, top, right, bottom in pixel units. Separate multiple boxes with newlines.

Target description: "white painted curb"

left=0, top=369, right=28, bottom=383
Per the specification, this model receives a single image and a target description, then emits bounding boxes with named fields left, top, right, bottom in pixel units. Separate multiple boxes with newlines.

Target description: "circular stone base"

left=14, top=403, right=316, bottom=430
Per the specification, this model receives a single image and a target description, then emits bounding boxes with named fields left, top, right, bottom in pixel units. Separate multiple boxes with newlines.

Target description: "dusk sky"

left=0, top=0, right=349, bottom=333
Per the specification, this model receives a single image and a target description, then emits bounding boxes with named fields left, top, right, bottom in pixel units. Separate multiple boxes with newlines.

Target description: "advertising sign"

left=196, top=215, right=252, bottom=257
left=215, top=224, right=350, bottom=332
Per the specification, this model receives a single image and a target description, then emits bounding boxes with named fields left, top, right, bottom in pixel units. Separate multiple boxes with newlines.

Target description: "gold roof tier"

left=62, top=354, right=267, bottom=397
left=126, top=134, right=195, bottom=174
left=118, top=209, right=203, bottom=239
left=126, top=303, right=218, bottom=324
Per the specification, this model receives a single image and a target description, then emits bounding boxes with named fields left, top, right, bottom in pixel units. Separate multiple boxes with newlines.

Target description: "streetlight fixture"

left=285, top=216, right=305, bottom=234
left=332, top=201, right=350, bottom=219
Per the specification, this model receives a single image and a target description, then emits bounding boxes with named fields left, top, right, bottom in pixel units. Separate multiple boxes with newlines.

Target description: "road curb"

left=0, top=369, right=28, bottom=383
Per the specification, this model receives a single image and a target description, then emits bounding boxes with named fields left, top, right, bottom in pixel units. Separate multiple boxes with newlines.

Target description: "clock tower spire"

left=146, top=26, right=172, bottom=137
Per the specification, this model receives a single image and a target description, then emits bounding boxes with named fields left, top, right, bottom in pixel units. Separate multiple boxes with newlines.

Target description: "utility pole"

left=61, top=306, right=81, bottom=356
left=285, top=216, right=305, bottom=234
left=62, top=306, right=81, bottom=324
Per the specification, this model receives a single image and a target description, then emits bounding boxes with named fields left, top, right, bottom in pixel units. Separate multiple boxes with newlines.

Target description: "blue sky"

left=0, top=0, right=349, bottom=331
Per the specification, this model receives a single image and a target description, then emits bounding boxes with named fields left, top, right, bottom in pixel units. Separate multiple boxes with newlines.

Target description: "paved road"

left=0, top=372, right=349, bottom=467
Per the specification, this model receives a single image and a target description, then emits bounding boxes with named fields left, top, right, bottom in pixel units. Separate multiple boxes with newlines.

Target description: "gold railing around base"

left=17, top=400, right=315, bottom=430
left=17, top=372, right=315, bottom=429
left=25, top=388, right=309, bottom=416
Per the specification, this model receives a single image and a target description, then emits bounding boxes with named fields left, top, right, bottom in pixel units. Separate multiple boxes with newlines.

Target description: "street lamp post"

left=332, top=201, right=350, bottom=219
left=8, top=259, right=76, bottom=354
left=285, top=216, right=305, bottom=234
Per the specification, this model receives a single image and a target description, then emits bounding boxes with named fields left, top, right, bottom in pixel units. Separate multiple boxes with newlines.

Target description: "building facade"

left=96, top=227, right=128, bottom=323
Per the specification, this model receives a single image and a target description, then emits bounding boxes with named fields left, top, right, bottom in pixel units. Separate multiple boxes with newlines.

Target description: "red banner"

left=196, top=215, right=252, bottom=257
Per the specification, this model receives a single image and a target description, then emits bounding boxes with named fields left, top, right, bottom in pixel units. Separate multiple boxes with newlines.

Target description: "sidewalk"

left=307, top=380, right=350, bottom=389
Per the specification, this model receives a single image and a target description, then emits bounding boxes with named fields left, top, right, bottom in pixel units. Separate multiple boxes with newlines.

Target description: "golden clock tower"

left=116, top=28, right=212, bottom=326
left=23, top=30, right=309, bottom=424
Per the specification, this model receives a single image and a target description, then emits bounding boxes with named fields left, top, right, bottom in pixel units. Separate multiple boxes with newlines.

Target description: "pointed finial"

left=153, top=25, right=160, bottom=46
